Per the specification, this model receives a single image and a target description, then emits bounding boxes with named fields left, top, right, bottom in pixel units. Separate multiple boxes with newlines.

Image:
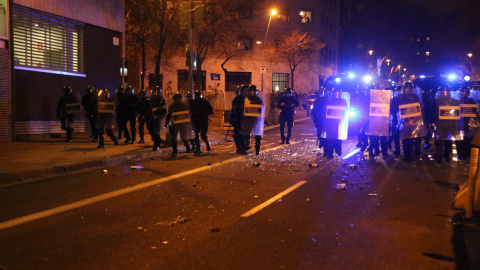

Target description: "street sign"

left=260, top=65, right=266, bottom=74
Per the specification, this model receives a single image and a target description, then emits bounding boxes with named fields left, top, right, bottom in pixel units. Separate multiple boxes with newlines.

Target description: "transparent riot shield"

left=367, top=89, right=391, bottom=136
left=465, top=90, right=480, bottom=137
left=241, top=92, right=265, bottom=136
left=397, top=88, right=426, bottom=139
left=434, top=90, right=462, bottom=140
left=321, top=92, right=350, bottom=140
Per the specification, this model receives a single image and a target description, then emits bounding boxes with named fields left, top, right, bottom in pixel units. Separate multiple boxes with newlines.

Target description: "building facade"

left=2, top=0, right=124, bottom=141
left=131, top=0, right=340, bottom=110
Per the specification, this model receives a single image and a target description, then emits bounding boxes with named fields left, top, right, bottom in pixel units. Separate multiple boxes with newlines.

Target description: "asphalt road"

left=0, top=119, right=468, bottom=269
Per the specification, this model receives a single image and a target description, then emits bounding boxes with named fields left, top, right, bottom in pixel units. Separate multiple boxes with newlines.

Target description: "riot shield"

left=397, top=88, right=426, bottom=139
left=434, top=91, right=462, bottom=140
left=321, top=92, right=350, bottom=140
left=96, top=95, right=116, bottom=130
left=241, top=92, right=265, bottom=136
left=367, top=89, right=391, bottom=136
left=453, top=89, right=480, bottom=138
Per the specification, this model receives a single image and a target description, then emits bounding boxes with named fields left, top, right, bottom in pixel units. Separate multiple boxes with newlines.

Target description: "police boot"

left=184, top=140, right=192, bottom=153
left=97, top=134, right=105, bottom=148
left=124, top=132, right=131, bottom=144
left=153, top=139, right=160, bottom=151
left=255, top=136, right=262, bottom=155
left=130, top=130, right=136, bottom=144
left=205, top=139, right=211, bottom=151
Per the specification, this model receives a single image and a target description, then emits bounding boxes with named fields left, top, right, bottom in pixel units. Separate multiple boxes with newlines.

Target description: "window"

left=12, top=5, right=84, bottom=76
left=273, top=11, right=289, bottom=23
left=272, top=73, right=289, bottom=92
left=237, top=37, right=252, bottom=51
left=299, top=11, right=312, bottom=23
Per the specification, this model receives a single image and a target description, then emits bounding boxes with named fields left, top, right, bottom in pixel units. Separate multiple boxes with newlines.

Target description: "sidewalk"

left=0, top=127, right=227, bottom=188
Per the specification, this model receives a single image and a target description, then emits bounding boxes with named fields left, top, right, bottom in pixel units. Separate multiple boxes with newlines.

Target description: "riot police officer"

left=146, top=86, right=167, bottom=151
left=57, top=85, right=79, bottom=142
left=165, top=93, right=195, bottom=157
left=191, top=90, right=215, bottom=154
left=323, top=88, right=348, bottom=159
left=137, top=89, right=149, bottom=144
left=240, top=85, right=264, bottom=155
left=311, top=90, right=326, bottom=150
left=277, top=87, right=299, bottom=144
left=81, top=85, right=97, bottom=141
left=457, top=87, right=478, bottom=159
left=434, top=86, right=462, bottom=162
left=231, top=85, right=248, bottom=153
left=95, top=89, right=118, bottom=148
left=397, top=83, right=426, bottom=162
left=115, top=85, right=127, bottom=140
left=118, top=85, right=140, bottom=144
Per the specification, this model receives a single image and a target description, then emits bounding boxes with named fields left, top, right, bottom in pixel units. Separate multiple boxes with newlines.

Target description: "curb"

left=0, top=116, right=311, bottom=188
left=0, top=139, right=223, bottom=188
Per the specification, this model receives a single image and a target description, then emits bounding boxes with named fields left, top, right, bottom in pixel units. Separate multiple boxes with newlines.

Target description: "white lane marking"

left=241, top=181, right=307, bottom=217
left=0, top=142, right=301, bottom=231
left=342, top=148, right=361, bottom=160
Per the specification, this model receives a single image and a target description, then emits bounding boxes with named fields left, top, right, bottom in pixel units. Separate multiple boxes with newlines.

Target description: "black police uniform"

left=231, top=86, right=248, bottom=153
left=165, top=96, right=195, bottom=156
left=81, top=86, right=97, bottom=140
left=137, top=91, right=149, bottom=143
left=94, top=90, right=118, bottom=148
left=118, top=89, right=140, bottom=143
left=191, top=92, right=215, bottom=154
left=146, top=90, right=167, bottom=151
left=57, top=87, right=79, bottom=142
left=277, top=90, right=299, bottom=144
left=311, top=92, right=326, bottom=149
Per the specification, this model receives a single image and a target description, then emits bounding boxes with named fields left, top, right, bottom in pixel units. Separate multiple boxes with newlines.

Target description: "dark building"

left=1, top=0, right=125, bottom=141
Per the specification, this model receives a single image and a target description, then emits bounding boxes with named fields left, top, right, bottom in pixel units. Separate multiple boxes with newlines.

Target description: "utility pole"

left=188, top=0, right=194, bottom=92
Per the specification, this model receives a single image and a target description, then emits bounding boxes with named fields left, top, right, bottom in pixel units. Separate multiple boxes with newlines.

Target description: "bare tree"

left=267, top=30, right=325, bottom=89
left=189, top=0, right=253, bottom=90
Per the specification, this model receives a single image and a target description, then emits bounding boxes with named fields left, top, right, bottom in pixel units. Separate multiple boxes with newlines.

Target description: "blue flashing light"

left=335, top=77, right=341, bottom=83
left=419, top=75, right=426, bottom=79
left=363, top=75, right=372, bottom=83
left=347, top=73, right=355, bottom=79
left=447, top=74, right=457, bottom=81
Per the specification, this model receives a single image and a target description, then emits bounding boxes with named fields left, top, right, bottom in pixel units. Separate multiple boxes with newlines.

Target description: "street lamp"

left=468, top=53, right=473, bottom=58
left=262, top=9, right=277, bottom=92
left=368, top=50, right=374, bottom=56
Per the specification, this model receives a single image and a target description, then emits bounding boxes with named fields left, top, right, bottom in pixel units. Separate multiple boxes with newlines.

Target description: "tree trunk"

left=291, top=68, right=295, bottom=89
left=141, top=38, right=145, bottom=90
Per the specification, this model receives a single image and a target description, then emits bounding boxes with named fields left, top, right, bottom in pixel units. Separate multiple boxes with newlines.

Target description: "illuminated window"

left=426, top=51, right=430, bottom=56
left=12, top=5, right=84, bottom=75
left=272, top=73, right=289, bottom=92
left=426, top=37, right=430, bottom=41
left=237, top=37, right=252, bottom=51
left=299, top=11, right=312, bottom=23
left=273, top=10, right=289, bottom=22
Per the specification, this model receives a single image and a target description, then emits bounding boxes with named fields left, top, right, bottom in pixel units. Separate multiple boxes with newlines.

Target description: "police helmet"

left=63, top=85, right=72, bottom=94
left=284, top=87, right=292, bottom=93
left=125, top=85, right=135, bottom=94
left=99, top=89, right=110, bottom=98
left=185, top=91, right=192, bottom=99
left=139, top=89, right=148, bottom=99
left=87, top=85, right=95, bottom=93
left=173, top=92, right=183, bottom=100
left=116, top=85, right=125, bottom=93
left=193, top=90, right=203, bottom=99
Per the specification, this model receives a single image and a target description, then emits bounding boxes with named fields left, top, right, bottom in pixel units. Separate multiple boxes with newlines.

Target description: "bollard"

left=454, top=147, right=478, bottom=215
left=467, top=148, right=479, bottom=218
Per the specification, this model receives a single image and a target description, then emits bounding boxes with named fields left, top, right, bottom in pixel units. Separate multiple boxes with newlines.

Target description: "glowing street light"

left=468, top=53, right=473, bottom=58
left=368, top=50, right=374, bottom=56
left=262, top=9, right=277, bottom=92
